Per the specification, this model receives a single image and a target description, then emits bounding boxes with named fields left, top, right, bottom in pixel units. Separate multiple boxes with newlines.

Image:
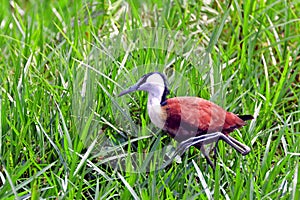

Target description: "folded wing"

left=161, top=97, right=248, bottom=141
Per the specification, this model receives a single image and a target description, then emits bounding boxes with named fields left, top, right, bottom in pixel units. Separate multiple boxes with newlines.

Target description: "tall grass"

left=0, top=0, right=299, bottom=199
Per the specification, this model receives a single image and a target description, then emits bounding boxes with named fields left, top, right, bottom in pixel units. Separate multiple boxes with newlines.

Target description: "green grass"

left=1, top=0, right=300, bottom=199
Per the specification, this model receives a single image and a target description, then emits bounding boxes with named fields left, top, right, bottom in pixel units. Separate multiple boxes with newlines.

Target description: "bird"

left=118, top=72, right=253, bottom=169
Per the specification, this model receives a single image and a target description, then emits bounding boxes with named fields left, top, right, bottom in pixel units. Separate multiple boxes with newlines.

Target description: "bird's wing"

left=162, top=97, right=245, bottom=141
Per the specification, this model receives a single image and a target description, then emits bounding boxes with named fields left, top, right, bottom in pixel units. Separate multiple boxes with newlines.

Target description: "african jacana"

left=119, top=72, right=253, bottom=169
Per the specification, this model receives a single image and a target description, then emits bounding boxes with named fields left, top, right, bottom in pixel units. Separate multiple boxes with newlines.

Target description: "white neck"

left=147, top=93, right=161, bottom=106
left=146, top=83, right=165, bottom=104
left=146, top=86, right=166, bottom=129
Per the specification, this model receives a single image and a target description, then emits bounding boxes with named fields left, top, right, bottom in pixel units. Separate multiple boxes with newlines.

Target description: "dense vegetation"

left=0, top=0, right=299, bottom=199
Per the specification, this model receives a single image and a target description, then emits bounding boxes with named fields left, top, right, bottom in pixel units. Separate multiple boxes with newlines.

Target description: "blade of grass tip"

left=83, top=155, right=112, bottom=181
left=74, top=58, right=122, bottom=88
left=263, top=156, right=290, bottom=194
left=141, top=134, right=162, bottom=171
left=249, top=175, right=254, bottom=200
left=73, top=134, right=98, bottom=176
left=270, top=51, right=290, bottom=111
left=100, top=116, right=122, bottom=134
left=266, top=16, right=280, bottom=65
left=192, top=159, right=212, bottom=200
left=278, top=177, right=288, bottom=197
left=89, top=32, right=127, bottom=75
left=250, top=101, right=261, bottom=134
left=214, top=163, right=220, bottom=200
left=280, top=128, right=288, bottom=156
left=13, top=161, right=57, bottom=197
left=208, top=54, right=215, bottom=95
left=3, top=166, right=18, bottom=199
left=1, top=87, right=15, bottom=106
left=35, top=118, right=67, bottom=170
left=11, top=11, right=25, bottom=38
left=62, top=171, right=68, bottom=194
left=100, top=187, right=115, bottom=200
left=262, top=54, right=270, bottom=114
left=51, top=7, right=66, bottom=31
left=77, top=109, right=95, bottom=149
left=220, top=184, right=231, bottom=200
left=292, top=161, right=299, bottom=200
left=53, top=22, right=82, bottom=59
left=117, top=172, right=140, bottom=200
left=96, top=80, right=138, bottom=134
left=261, top=131, right=272, bottom=175
left=17, top=53, right=32, bottom=91
left=120, top=42, right=133, bottom=71
left=0, top=167, right=4, bottom=183
left=0, top=89, right=2, bottom=156
left=95, top=177, right=100, bottom=200
left=204, top=5, right=230, bottom=62
left=88, top=134, right=152, bottom=165
left=31, top=177, right=39, bottom=200
left=233, top=164, right=242, bottom=199
left=90, top=134, right=152, bottom=159
left=55, top=101, right=72, bottom=149
left=98, top=152, right=134, bottom=166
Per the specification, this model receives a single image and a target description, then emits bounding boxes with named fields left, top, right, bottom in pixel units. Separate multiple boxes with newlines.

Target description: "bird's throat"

left=147, top=94, right=166, bottom=129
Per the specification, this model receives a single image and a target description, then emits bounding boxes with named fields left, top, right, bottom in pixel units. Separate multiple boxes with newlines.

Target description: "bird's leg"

left=219, top=135, right=251, bottom=156
left=178, top=132, right=221, bottom=151
left=178, top=132, right=222, bottom=169
left=178, top=132, right=250, bottom=168
left=160, top=134, right=216, bottom=169
left=200, top=145, right=215, bottom=170
left=213, top=140, right=219, bottom=169
left=162, top=132, right=250, bottom=170
left=168, top=132, right=221, bottom=162
left=175, top=134, right=215, bottom=156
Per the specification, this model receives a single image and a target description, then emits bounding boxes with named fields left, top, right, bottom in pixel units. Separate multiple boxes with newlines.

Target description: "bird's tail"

left=238, top=115, right=254, bottom=121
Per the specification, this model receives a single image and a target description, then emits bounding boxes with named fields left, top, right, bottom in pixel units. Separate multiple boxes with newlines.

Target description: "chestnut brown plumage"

left=119, top=72, right=253, bottom=169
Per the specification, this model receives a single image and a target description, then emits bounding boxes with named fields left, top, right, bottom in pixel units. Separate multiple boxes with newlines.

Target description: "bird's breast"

left=147, top=103, right=167, bottom=129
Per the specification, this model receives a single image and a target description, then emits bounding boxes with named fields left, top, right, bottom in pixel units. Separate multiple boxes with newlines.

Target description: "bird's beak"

left=118, top=85, right=138, bottom=97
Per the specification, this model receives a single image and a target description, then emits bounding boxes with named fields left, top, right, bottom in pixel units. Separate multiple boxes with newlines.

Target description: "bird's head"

left=118, top=72, right=170, bottom=104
